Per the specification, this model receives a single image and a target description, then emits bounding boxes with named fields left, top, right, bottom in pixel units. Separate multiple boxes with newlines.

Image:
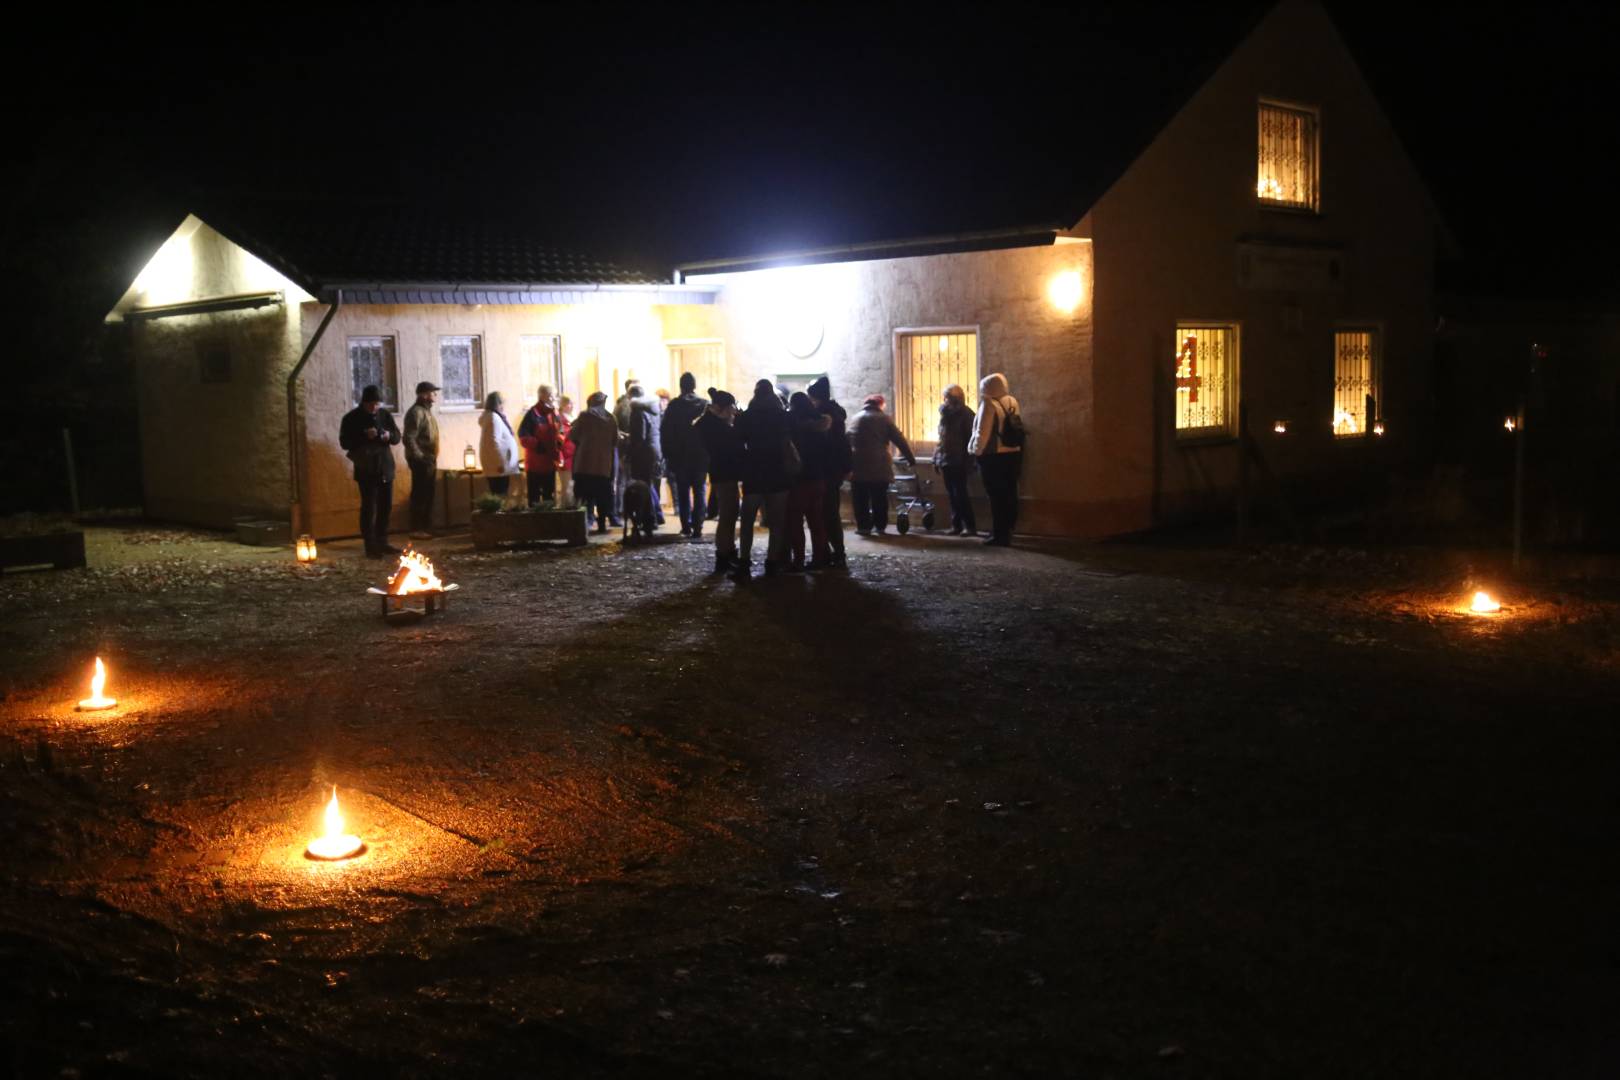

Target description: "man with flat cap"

left=402, top=380, right=441, bottom=537
left=339, top=384, right=403, bottom=558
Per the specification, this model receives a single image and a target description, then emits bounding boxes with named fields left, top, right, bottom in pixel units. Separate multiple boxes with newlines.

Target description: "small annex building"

left=106, top=0, right=1445, bottom=540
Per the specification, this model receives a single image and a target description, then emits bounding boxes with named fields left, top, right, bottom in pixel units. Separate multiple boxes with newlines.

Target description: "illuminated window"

left=667, top=340, right=725, bottom=399
left=894, top=329, right=978, bottom=443
left=1173, top=324, right=1238, bottom=438
left=1257, top=101, right=1319, bottom=211
left=1332, top=329, right=1379, bottom=438
left=439, top=335, right=484, bottom=406
left=348, top=336, right=398, bottom=408
left=520, top=335, right=562, bottom=400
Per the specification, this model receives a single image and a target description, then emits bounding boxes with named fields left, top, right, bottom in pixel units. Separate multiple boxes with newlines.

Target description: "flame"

left=387, top=548, right=443, bottom=595
left=1257, top=176, right=1284, bottom=199
left=1333, top=408, right=1359, bottom=435
left=1504, top=417, right=1517, bottom=432
left=306, top=784, right=364, bottom=860
left=1469, top=590, right=1502, bottom=614
left=77, top=656, right=117, bottom=710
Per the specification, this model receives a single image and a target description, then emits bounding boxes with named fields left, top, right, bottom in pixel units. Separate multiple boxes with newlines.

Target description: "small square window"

left=348, top=336, right=398, bottom=408
left=1333, top=329, right=1379, bottom=437
left=439, top=335, right=484, bottom=406
left=1257, top=101, right=1319, bottom=212
left=1174, top=324, right=1239, bottom=439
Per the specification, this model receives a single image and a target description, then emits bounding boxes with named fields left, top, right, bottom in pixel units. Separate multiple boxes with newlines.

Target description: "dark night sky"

left=3, top=1, right=1617, bottom=383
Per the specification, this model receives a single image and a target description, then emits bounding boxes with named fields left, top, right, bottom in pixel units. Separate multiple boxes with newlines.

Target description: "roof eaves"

left=675, top=224, right=1064, bottom=277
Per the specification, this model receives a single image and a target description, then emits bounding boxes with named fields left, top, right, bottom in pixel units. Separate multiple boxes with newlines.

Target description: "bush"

left=474, top=493, right=505, bottom=513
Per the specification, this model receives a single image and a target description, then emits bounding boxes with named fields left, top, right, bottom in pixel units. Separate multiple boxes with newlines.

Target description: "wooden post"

left=1236, top=402, right=1249, bottom=545
left=1512, top=404, right=1525, bottom=572
left=61, top=427, right=79, bottom=515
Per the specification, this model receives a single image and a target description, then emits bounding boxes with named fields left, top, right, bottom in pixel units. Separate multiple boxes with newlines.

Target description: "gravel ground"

left=2, top=521, right=1618, bottom=1078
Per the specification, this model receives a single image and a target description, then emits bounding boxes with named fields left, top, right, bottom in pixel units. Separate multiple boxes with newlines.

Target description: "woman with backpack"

left=967, top=372, right=1023, bottom=547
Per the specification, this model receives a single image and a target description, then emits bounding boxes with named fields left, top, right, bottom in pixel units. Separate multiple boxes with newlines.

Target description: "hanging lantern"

left=1372, top=421, right=1386, bottom=436
left=295, top=534, right=318, bottom=562
left=463, top=444, right=478, bottom=471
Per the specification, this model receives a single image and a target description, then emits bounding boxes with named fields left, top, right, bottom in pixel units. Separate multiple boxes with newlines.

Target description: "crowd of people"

left=338, top=371, right=1025, bottom=571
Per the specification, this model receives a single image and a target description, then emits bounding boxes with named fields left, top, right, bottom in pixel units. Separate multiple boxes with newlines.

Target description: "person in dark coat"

left=338, top=384, right=403, bottom=558
left=733, top=379, right=793, bottom=579
left=933, top=384, right=979, bottom=536
left=847, top=394, right=915, bottom=535
left=625, top=385, right=666, bottom=525
left=567, top=391, right=620, bottom=533
left=694, top=388, right=744, bottom=572
left=661, top=372, right=711, bottom=538
left=786, top=392, right=833, bottom=571
left=807, top=375, right=851, bottom=568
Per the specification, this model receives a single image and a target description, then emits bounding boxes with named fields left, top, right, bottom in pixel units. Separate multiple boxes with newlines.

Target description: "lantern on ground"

left=77, top=656, right=117, bottom=711
left=1503, top=416, right=1517, bottom=433
left=305, top=785, right=365, bottom=861
left=463, top=444, right=478, bottom=471
left=1272, top=419, right=1289, bottom=435
left=295, top=534, right=318, bottom=562
left=1372, top=421, right=1386, bottom=436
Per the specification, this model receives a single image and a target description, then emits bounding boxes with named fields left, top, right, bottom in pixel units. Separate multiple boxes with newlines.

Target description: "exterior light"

left=463, top=444, right=478, bottom=471
left=1273, top=420, right=1288, bottom=434
left=1047, top=270, right=1083, bottom=313
left=295, top=534, right=318, bottom=562
left=305, top=785, right=365, bottom=861
left=77, top=656, right=117, bottom=711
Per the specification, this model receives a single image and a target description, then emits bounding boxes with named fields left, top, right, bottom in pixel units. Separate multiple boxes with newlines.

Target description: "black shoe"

left=380, top=543, right=403, bottom=555
left=364, top=548, right=384, bottom=560
left=984, top=535, right=1010, bottom=546
left=949, top=526, right=964, bottom=535
left=729, top=563, right=751, bottom=582
left=784, top=561, right=805, bottom=575
left=763, top=561, right=781, bottom=577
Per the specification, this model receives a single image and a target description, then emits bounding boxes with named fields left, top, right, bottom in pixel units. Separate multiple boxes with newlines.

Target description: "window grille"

left=895, top=330, right=978, bottom=443
left=1173, top=324, right=1237, bottom=438
left=1333, top=329, right=1378, bottom=437
left=520, top=335, right=563, bottom=402
left=439, top=335, right=484, bottom=406
left=1257, top=101, right=1319, bottom=211
left=348, top=336, right=398, bottom=408
left=667, top=341, right=725, bottom=398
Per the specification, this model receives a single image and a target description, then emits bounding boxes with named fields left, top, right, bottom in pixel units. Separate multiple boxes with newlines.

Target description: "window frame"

left=1172, top=321, right=1241, bottom=443
left=519, top=334, right=564, bottom=404
left=1256, top=98, right=1321, bottom=215
left=346, top=334, right=400, bottom=410
left=892, top=325, right=981, bottom=446
left=437, top=333, right=485, bottom=410
left=665, top=338, right=727, bottom=401
left=1331, top=323, right=1382, bottom=440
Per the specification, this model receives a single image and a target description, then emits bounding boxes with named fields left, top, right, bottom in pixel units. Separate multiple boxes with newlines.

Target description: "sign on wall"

left=1236, top=241, right=1345, bottom=293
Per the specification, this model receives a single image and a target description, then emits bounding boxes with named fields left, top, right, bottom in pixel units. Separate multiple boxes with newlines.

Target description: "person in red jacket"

left=556, top=394, right=577, bottom=508
left=518, top=385, right=564, bottom=505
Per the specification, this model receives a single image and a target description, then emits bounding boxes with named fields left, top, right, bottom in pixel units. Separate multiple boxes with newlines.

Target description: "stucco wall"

left=1089, top=0, right=1437, bottom=531
left=694, top=244, right=1096, bottom=535
left=299, top=300, right=726, bottom=538
left=126, top=219, right=309, bottom=527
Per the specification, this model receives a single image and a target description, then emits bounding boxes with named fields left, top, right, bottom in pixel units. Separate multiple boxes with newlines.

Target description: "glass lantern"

left=463, top=444, right=478, bottom=471
left=295, top=534, right=317, bottom=562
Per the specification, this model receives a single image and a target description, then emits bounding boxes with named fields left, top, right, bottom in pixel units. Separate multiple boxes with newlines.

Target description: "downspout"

left=287, top=290, right=342, bottom=535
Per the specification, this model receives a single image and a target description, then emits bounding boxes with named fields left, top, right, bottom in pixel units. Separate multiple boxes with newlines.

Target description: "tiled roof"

left=197, top=200, right=663, bottom=294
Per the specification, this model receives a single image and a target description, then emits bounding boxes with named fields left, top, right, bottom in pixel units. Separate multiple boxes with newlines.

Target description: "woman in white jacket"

left=478, top=392, right=523, bottom=501
left=967, top=372, right=1022, bottom=546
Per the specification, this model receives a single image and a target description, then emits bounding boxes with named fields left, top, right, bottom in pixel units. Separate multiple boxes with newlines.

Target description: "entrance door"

left=667, top=340, right=725, bottom=397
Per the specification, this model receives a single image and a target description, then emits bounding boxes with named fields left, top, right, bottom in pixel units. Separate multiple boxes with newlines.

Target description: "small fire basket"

left=367, top=548, right=458, bottom=620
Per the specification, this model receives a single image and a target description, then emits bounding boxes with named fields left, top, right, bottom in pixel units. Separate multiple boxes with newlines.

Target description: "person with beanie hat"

left=695, top=387, right=745, bottom=572
left=807, top=375, right=851, bottom=568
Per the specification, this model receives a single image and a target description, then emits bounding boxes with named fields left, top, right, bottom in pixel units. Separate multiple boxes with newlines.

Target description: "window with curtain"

left=1174, top=324, right=1238, bottom=438
left=348, top=336, right=398, bottom=408
left=895, top=329, right=978, bottom=443
left=439, top=335, right=484, bottom=406
left=1333, top=329, right=1379, bottom=437
left=520, top=335, right=562, bottom=403
left=1257, top=101, right=1319, bottom=211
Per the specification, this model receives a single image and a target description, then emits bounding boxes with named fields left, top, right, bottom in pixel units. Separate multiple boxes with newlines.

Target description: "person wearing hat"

left=807, top=375, right=851, bottom=567
left=694, top=387, right=744, bottom=572
left=848, top=393, right=914, bottom=535
left=402, top=380, right=441, bottom=537
left=338, top=384, right=403, bottom=558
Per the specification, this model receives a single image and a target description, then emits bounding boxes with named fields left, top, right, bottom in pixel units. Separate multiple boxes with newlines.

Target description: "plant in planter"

left=474, top=493, right=506, bottom=514
left=469, top=496, right=588, bottom=548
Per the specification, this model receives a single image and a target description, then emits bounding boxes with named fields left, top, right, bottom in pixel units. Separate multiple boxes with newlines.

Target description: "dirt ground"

left=2, top=519, right=1618, bottom=1078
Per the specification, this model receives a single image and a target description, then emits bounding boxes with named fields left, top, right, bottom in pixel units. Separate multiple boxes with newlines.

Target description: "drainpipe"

left=287, top=290, right=342, bottom=535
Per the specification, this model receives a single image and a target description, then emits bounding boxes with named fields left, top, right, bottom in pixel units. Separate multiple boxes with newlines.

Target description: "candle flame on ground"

left=306, top=785, right=365, bottom=861
left=77, top=656, right=117, bottom=710
left=1469, top=590, right=1502, bottom=614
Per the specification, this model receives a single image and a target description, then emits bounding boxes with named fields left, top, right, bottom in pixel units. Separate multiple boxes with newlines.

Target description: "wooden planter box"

left=470, top=509, right=588, bottom=549
left=1, top=530, right=86, bottom=572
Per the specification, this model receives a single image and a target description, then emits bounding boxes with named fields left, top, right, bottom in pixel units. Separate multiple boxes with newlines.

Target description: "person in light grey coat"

left=847, top=394, right=914, bottom=535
